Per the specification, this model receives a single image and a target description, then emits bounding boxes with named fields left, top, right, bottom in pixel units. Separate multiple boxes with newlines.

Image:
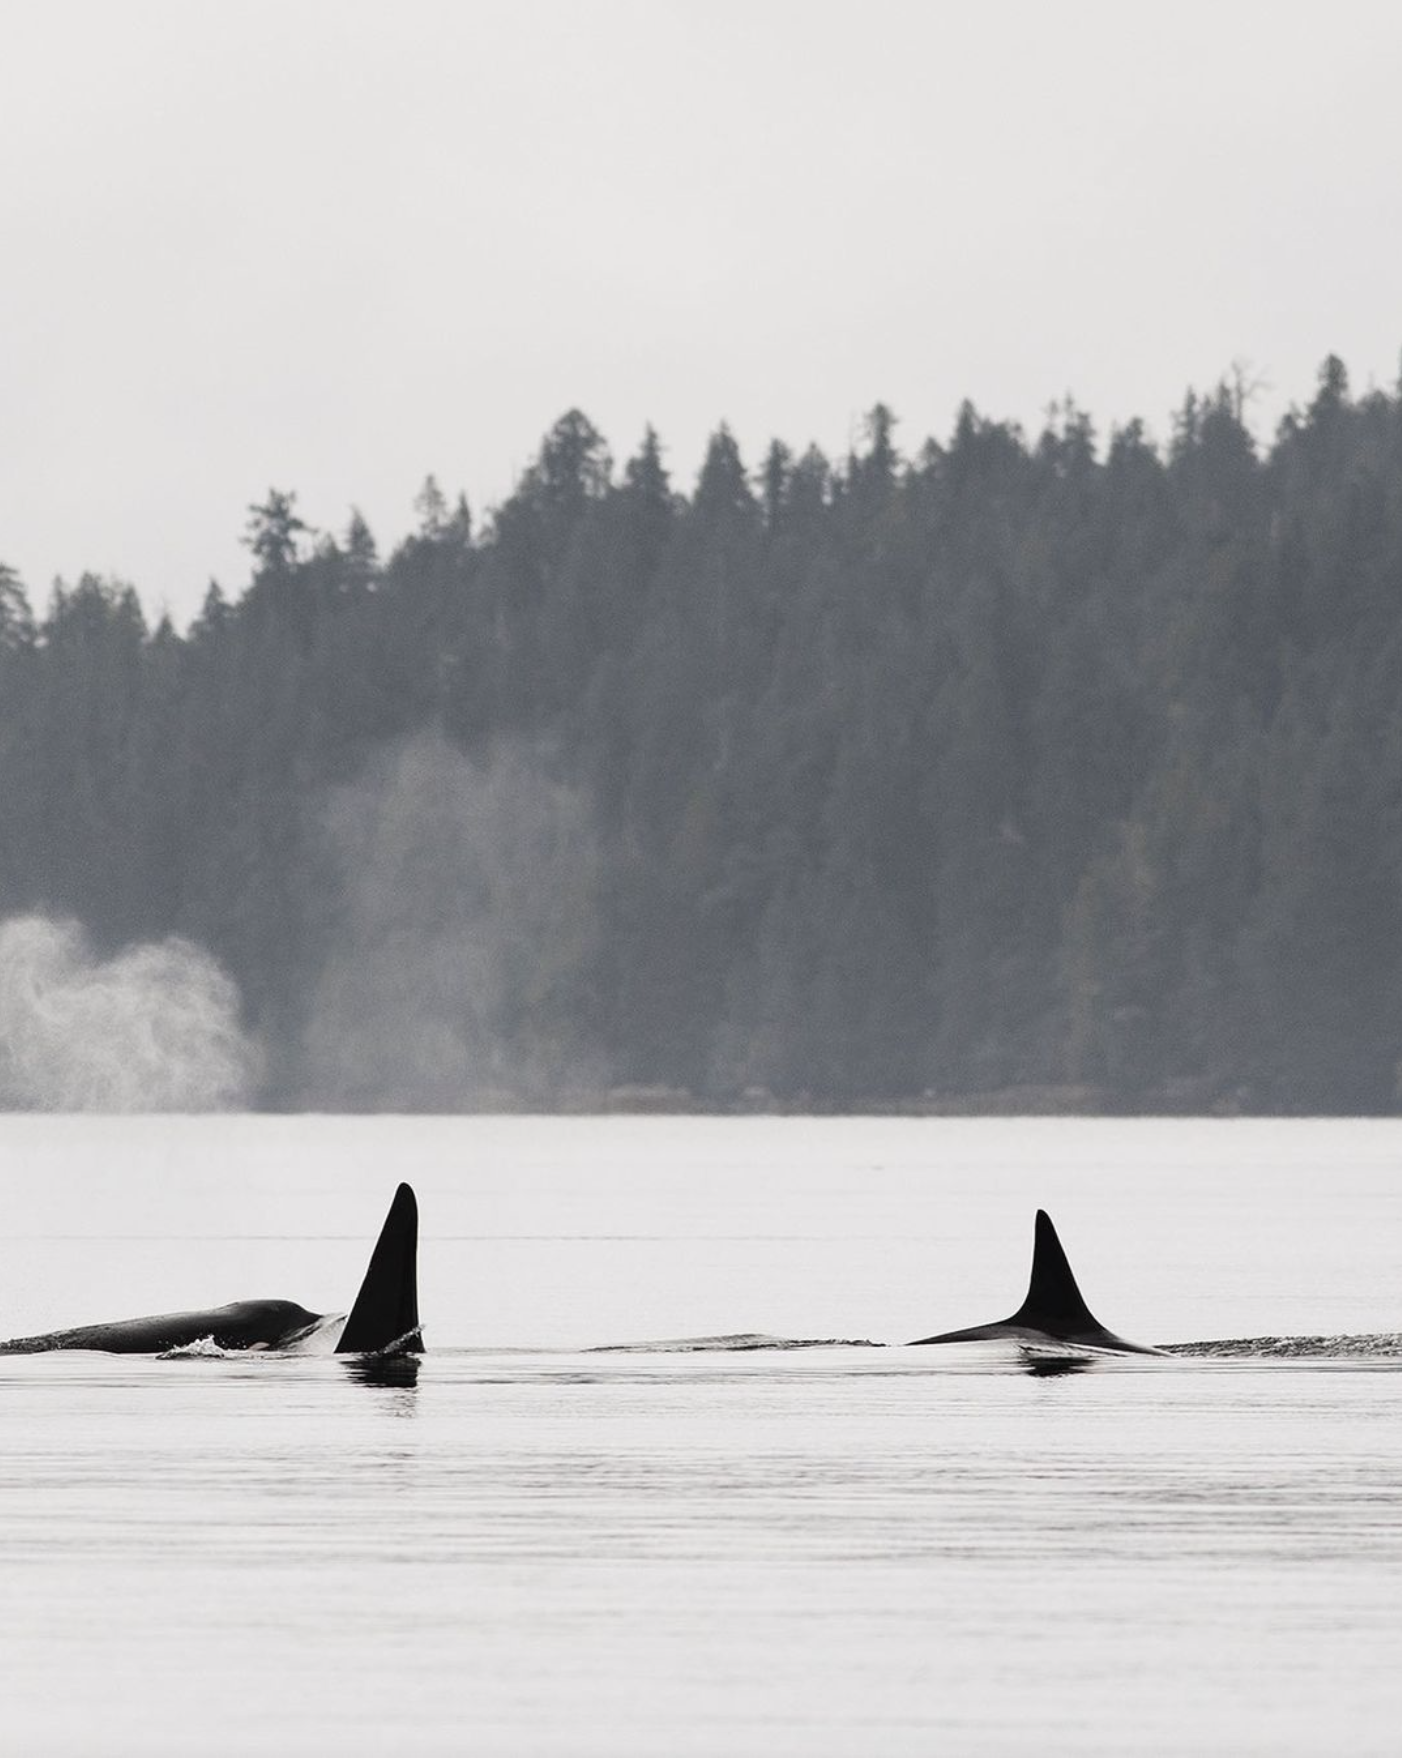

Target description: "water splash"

left=156, top=1337, right=230, bottom=1359
left=0, top=914, right=262, bottom=1111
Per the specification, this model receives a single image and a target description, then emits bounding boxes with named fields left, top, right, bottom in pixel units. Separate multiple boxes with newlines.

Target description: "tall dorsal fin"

left=1008, top=1209, right=1101, bottom=1336
left=336, top=1183, right=422, bottom=1355
left=909, top=1208, right=1160, bottom=1352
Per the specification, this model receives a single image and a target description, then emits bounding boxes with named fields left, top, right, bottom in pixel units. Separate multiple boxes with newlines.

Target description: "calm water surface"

left=1, top=1116, right=1401, bottom=1755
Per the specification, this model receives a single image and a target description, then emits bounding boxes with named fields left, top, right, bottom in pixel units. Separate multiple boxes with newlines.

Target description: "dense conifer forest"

left=3, top=356, right=1401, bottom=1112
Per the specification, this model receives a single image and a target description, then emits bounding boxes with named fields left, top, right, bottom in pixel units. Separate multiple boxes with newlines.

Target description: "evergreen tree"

left=6, top=359, right=1402, bottom=1110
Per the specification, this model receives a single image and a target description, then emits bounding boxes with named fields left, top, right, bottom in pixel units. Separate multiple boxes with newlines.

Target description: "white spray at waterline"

left=0, top=915, right=262, bottom=1110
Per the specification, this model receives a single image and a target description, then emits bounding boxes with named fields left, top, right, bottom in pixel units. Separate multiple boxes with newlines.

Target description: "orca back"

left=336, top=1183, right=422, bottom=1355
left=0, top=1299, right=319, bottom=1355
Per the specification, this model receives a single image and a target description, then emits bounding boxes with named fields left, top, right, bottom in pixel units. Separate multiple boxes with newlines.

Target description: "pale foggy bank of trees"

left=2, top=356, right=1401, bottom=1113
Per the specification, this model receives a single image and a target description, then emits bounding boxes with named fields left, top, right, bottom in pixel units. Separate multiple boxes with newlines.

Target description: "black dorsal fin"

left=909, top=1208, right=1159, bottom=1352
left=336, top=1183, right=422, bottom=1355
left=1007, top=1209, right=1101, bottom=1337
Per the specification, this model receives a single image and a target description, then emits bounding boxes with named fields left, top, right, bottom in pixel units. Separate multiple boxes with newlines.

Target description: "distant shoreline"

left=267, top=1082, right=1370, bottom=1119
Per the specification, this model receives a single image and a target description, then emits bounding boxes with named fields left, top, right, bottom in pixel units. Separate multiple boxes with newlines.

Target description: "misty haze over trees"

left=2, top=356, right=1400, bottom=1113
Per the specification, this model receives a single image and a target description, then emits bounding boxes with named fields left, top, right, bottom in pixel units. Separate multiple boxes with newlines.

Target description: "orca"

left=910, top=1208, right=1163, bottom=1356
left=0, top=1182, right=422, bottom=1357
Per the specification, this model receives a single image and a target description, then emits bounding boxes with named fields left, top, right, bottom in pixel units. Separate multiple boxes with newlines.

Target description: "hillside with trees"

left=3, top=357, right=1401, bottom=1112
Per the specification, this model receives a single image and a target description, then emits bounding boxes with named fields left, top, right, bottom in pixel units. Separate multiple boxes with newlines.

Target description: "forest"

left=2, top=355, right=1401, bottom=1113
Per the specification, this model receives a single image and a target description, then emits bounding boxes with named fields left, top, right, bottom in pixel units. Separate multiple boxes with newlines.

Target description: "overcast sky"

left=3, top=0, right=1400, bottom=625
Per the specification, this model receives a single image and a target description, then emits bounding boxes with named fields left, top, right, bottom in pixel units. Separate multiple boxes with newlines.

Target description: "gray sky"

left=3, top=0, right=1400, bottom=626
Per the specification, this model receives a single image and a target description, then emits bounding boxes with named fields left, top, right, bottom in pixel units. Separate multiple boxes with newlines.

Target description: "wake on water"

left=590, top=1332, right=1402, bottom=1362
left=1166, top=1333, right=1402, bottom=1359
left=589, top=1333, right=882, bottom=1353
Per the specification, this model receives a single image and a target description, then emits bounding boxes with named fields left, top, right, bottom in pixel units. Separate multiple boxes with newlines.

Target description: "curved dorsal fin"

left=909, top=1208, right=1159, bottom=1352
left=1008, top=1209, right=1101, bottom=1336
left=336, top=1183, right=422, bottom=1354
